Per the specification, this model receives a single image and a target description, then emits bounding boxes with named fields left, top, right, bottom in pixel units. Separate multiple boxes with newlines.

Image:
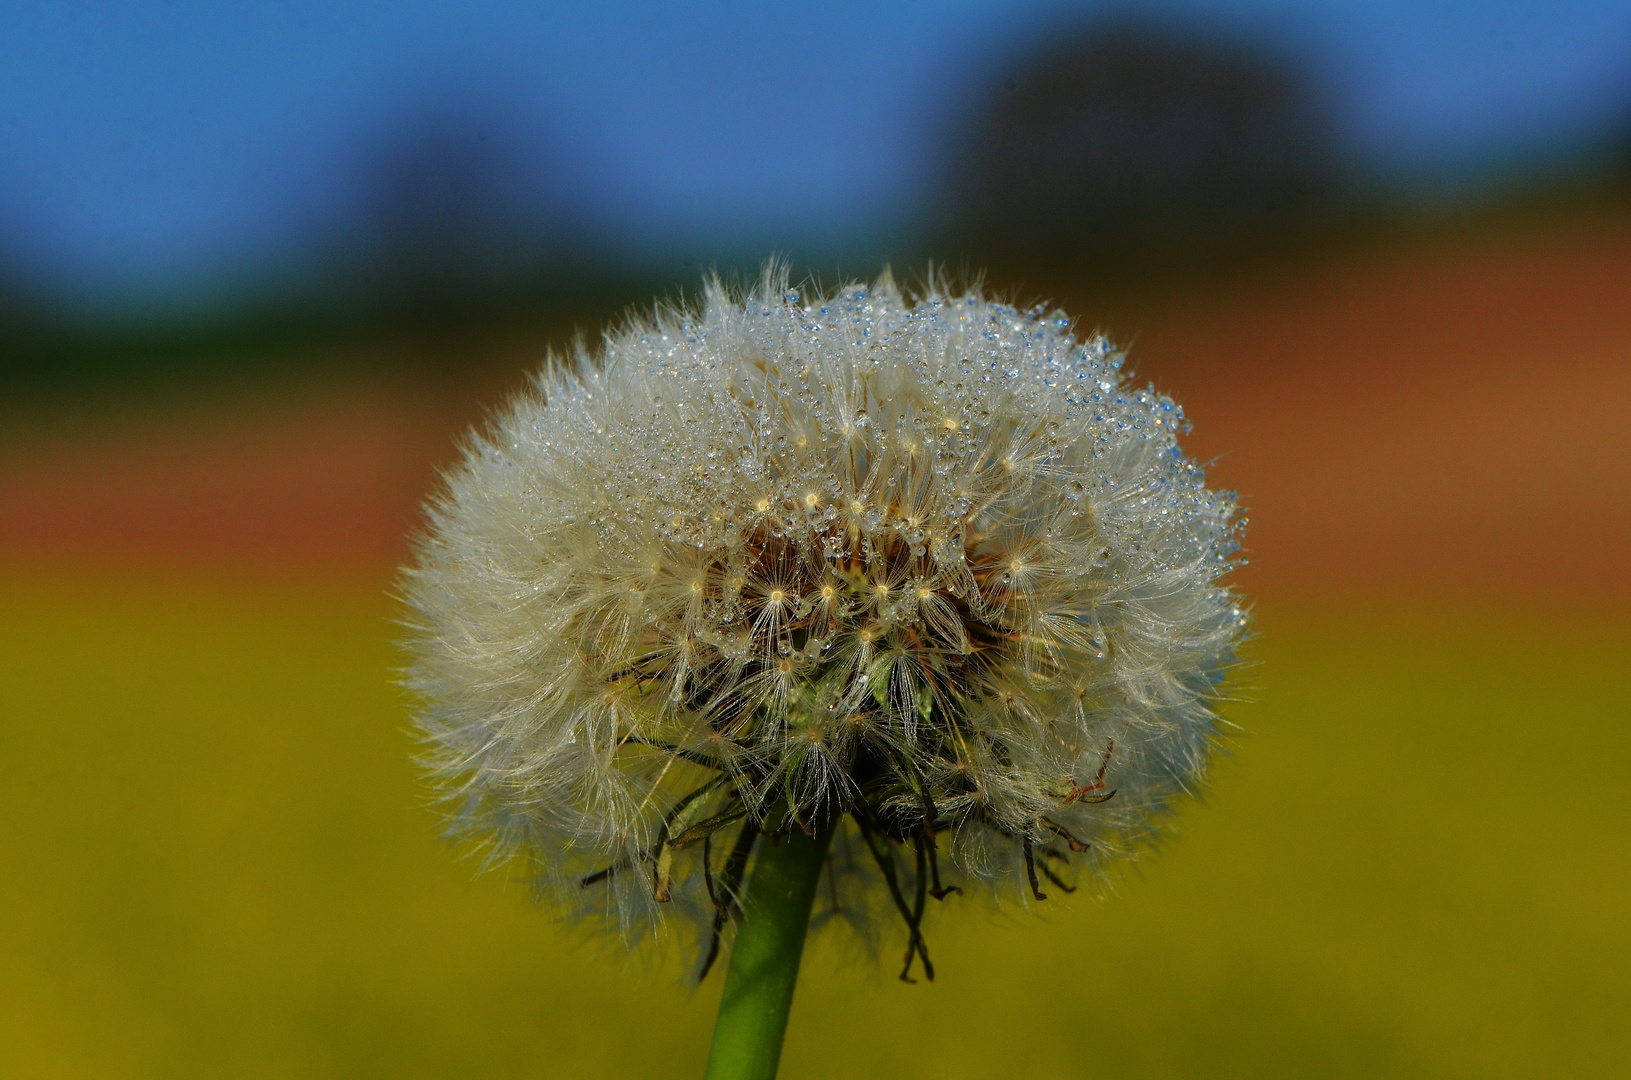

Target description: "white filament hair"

left=401, top=265, right=1246, bottom=963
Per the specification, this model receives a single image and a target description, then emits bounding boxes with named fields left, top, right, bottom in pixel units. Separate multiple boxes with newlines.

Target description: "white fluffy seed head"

left=401, top=265, right=1246, bottom=964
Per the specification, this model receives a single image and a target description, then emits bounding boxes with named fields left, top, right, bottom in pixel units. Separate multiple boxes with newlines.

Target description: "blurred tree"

left=942, top=16, right=1351, bottom=274
left=0, top=106, right=652, bottom=397
left=1607, top=93, right=1631, bottom=191
left=0, top=232, right=48, bottom=367
left=341, top=103, right=596, bottom=322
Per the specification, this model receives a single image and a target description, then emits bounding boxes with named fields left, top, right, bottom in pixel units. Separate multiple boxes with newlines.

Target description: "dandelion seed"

left=401, top=264, right=1246, bottom=1000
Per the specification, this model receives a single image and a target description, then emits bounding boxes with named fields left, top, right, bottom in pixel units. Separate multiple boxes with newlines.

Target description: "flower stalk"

left=704, top=821, right=835, bottom=1080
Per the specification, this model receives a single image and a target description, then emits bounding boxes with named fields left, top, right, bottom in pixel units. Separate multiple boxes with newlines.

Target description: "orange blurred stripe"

left=4, top=222, right=1628, bottom=596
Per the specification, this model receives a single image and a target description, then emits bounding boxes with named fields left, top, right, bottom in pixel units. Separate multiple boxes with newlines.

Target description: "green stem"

left=703, top=823, right=835, bottom=1080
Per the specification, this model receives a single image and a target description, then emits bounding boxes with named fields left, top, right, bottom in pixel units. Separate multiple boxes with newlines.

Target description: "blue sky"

left=3, top=1, right=1630, bottom=305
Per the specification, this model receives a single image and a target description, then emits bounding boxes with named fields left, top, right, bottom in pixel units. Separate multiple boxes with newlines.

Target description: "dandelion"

left=401, top=265, right=1246, bottom=1079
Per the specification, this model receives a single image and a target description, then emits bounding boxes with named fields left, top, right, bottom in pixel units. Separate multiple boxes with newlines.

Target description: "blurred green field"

left=2, top=573, right=1626, bottom=1079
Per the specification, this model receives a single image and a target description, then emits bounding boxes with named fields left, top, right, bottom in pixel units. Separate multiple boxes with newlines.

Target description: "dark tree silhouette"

left=0, top=233, right=43, bottom=343
left=945, top=16, right=1348, bottom=269
left=347, top=104, right=591, bottom=317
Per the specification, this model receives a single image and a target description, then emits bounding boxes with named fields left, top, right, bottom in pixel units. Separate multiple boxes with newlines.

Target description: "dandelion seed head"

left=401, top=264, right=1246, bottom=966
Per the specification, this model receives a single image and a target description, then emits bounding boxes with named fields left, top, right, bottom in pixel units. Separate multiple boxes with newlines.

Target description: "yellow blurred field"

left=2, top=572, right=1625, bottom=1079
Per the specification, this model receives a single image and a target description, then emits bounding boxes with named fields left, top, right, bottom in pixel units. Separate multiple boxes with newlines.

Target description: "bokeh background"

left=3, top=2, right=1629, bottom=1078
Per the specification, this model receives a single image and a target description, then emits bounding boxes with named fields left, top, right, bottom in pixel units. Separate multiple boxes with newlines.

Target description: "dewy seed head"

left=401, top=264, right=1247, bottom=977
